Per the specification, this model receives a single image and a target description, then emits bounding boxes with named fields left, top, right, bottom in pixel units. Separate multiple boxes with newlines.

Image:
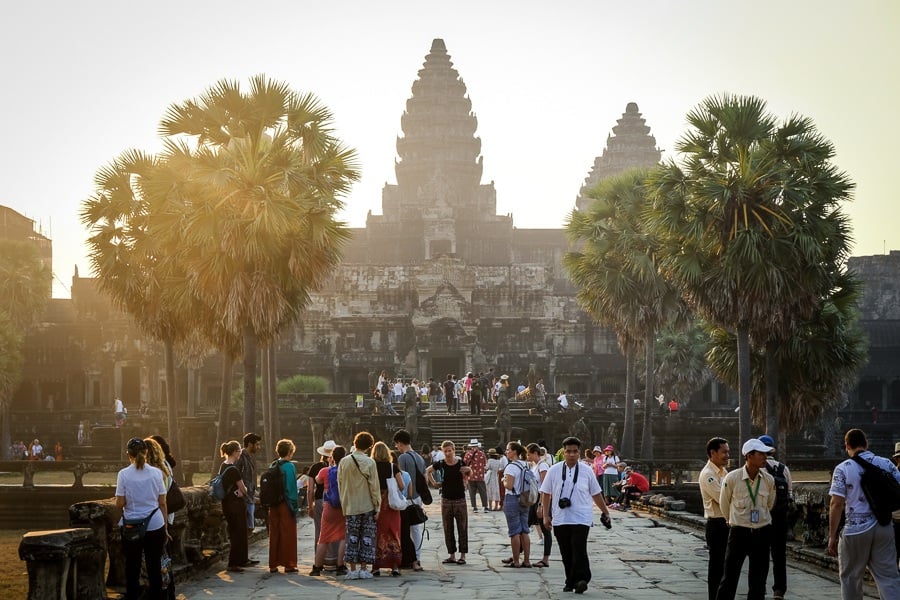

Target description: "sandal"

left=521, top=563, right=532, bottom=568
left=456, top=559, right=466, bottom=565
left=442, top=557, right=458, bottom=564
left=412, top=562, right=424, bottom=572
left=503, top=562, right=520, bottom=568
left=533, top=560, right=549, bottom=568
left=501, top=557, right=514, bottom=564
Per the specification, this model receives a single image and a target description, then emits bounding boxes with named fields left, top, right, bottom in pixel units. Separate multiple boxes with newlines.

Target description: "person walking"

left=502, top=441, right=532, bottom=568
left=337, top=432, right=381, bottom=580
left=539, top=436, right=611, bottom=594
left=267, top=439, right=298, bottom=574
left=757, top=434, right=793, bottom=600
left=699, top=437, right=730, bottom=600
left=218, top=440, right=250, bottom=572
left=716, top=438, right=776, bottom=600
left=236, top=433, right=261, bottom=536
left=427, top=440, right=472, bottom=565
left=116, top=437, right=168, bottom=599
left=463, top=439, right=488, bottom=512
left=827, top=428, right=900, bottom=599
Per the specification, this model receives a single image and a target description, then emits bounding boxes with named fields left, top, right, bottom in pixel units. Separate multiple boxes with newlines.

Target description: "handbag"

left=406, top=502, right=428, bottom=525
left=166, top=478, right=186, bottom=513
left=121, top=507, right=159, bottom=543
left=386, top=477, right=409, bottom=511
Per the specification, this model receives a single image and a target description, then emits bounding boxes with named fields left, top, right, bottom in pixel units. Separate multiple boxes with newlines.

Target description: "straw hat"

left=316, top=440, right=337, bottom=457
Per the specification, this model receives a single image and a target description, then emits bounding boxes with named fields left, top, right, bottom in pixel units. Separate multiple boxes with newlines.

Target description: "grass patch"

left=0, top=530, right=30, bottom=599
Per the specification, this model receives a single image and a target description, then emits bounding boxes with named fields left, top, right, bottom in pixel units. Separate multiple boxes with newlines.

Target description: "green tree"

left=565, top=169, right=684, bottom=459
left=648, top=94, right=854, bottom=443
left=158, top=75, right=360, bottom=434
left=651, top=321, right=712, bottom=405
left=0, top=240, right=50, bottom=457
left=277, top=374, right=330, bottom=394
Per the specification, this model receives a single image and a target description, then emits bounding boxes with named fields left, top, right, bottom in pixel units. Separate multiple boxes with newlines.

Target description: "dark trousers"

left=468, top=480, right=488, bottom=509
left=470, top=393, right=482, bottom=414
left=440, top=498, right=468, bottom=554
left=124, top=526, right=166, bottom=600
left=399, top=505, right=417, bottom=567
left=716, top=525, right=771, bottom=600
left=770, top=509, right=788, bottom=595
left=539, top=519, right=553, bottom=557
left=223, top=497, right=249, bottom=567
left=553, top=524, right=591, bottom=588
left=705, top=518, right=728, bottom=600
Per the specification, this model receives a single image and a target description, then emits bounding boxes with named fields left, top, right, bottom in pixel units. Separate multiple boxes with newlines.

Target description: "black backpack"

left=259, top=460, right=286, bottom=508
left=764, top=461, right=790, bottom=512
left=850, top=454, right=900, bottom=526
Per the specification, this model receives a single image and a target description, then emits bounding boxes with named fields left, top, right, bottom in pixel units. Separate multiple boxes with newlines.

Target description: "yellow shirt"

left=336, top=451, right=381, bottom=516
left=719, top=466, right=775, bottom=529
left=699, top=460, right=727, bottom=519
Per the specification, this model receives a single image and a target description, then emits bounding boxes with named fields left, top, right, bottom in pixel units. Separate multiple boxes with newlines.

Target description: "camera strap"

left=560, top=462, right=579, bottom=502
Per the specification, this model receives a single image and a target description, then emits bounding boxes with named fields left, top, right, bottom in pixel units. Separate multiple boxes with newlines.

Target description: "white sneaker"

left=345, top=570, right=359, bottom=580
left=358, top=570, right=373, bottom=579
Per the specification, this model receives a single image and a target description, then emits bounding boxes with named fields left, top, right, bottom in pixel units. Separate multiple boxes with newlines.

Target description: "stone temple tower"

left=358, top=39, right=512, bottom=265
left=575, top=102, right=662, bottom=212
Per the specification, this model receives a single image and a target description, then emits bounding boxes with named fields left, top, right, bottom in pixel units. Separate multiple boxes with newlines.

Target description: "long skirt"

left=318, top=503, right=346, bottom=544
left=485, top=470, right=500, bottom=503
left=374, top=492, right=402, bottom=569
left=267, top=502, right=297, bottom=570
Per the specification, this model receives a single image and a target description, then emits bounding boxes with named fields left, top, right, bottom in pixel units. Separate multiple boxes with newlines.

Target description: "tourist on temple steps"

left=716, top=438, right=776, bottom=600
left=116, top=437, right=168, bottom=599
left=338, top=431, right=381, bottom=580
left=114, top=397, right=127, bottom=427
left=469, top=372, right=484, bottom=415
left=827, top=428, right=900, bottom=599
left=218, top=440, right=250, bottom=572
left=309, top=445, right=348, bottom=577
left=371, top=441, right=404, bottom=577
left=236, top=432, right=261, bottom=536
left=495, top=375, right=512, bottom=442
left=758, top=434, right=793, bottom=600
left=443, top=373, right=457, bottom=415
left=427, top=440, right=472, bottom=565
left=267, top=439, right=299, bottom=574
left=699, top=437, right=730, bottom=600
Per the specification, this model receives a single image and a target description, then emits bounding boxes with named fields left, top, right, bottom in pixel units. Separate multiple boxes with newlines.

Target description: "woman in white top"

left=116, top=437, right=168, bottom=600
left=601, top=445, right=620, bottom=502
left=527, top=443, right=552, bottom=567
left=485, top=448, right=503, bottom=511
left=502, top=441, right=532, bottom=568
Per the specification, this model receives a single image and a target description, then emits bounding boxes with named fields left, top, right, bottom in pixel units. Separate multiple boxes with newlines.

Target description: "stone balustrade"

left=0, top=459, right=215, bottom=488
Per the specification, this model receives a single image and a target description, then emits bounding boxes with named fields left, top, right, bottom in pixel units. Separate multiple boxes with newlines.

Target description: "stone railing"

left=19, top=486, right=241, bottom=599
left=0, top=459, right=215, bottom=488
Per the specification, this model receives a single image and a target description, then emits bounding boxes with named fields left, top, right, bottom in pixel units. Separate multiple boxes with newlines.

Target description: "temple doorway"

left=430, top=356, right=462, bottom=380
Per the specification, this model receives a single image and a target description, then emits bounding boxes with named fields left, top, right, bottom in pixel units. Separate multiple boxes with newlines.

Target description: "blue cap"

left=757, top=434, right=776, bottom=449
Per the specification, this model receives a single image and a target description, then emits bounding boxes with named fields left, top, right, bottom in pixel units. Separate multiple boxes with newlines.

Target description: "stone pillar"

left=187, top=369, right=197, bottom=417
left=309, top=420, right=326, bottom=463
left=19, top=528, right=105, bottom=600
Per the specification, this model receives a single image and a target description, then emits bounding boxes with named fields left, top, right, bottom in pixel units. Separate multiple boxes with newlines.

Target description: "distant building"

left=0, top=205, right=52, bottom=270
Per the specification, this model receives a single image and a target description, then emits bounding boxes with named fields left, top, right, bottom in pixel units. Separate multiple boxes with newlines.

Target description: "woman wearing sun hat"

left=600, top=445, right=620, bottom=502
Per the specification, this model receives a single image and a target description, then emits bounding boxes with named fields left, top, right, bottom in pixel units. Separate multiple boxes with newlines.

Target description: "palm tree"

left=651, top=321, right=712, bottom=406
left=157, top=76, right=360, bottom=433
left=565, top=169, right=684, bottom=459
left=647, top=94, right=854, bottom=444
left=0, top=240, right=51, bottom=457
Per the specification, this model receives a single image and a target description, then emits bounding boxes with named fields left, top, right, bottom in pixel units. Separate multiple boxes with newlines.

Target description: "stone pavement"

left=176, top=503, right=871, bottom=599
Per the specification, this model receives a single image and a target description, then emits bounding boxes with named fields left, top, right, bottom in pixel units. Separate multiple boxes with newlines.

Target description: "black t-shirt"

left=307, top=461, right=327, bottom=500
left=376, top=461, right=400, bottom=492
left=219, top=463, right=242, bottom=503
left=433, top=459, right=467, bottom=500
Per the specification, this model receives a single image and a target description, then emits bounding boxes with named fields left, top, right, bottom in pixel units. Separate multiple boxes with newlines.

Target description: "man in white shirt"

left=827, top=428, right=900, bottom=599
left=114, top=398, right=126, bottom=428
left=716, top=438, right=775, bottom=600
left=557, top=391, right=569, bottom=410
left=539, top=436, right=611, bottom=595
left=699, top=437, right=729, bottom=600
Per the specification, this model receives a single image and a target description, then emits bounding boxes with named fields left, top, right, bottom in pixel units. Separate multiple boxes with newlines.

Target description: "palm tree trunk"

left=164, top=338, right=181, bottom=463
left=736, top=325, right=752, bottom=444
left=242, top=325, right=257, bottom=434
left=261, top=344, right=271, bottom=452
left=269, top=343, right=280, bottom=443
left=621, top=346, right=635, bottom=459
left=213, top=353, right=234, bottom=475
left=765, top=340, right=778, bottom=441
left=640, top=329, right=655, bottom=460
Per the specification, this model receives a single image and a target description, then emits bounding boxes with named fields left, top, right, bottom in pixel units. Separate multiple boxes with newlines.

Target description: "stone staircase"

left=428, top=415, right=485, bottom=449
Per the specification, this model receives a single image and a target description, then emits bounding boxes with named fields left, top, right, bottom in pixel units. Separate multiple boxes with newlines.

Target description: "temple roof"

left=575, top=102, right=662, bottom=212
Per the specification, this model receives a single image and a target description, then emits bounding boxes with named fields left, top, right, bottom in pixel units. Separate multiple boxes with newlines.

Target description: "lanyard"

left=744, top=477, right=761, bottom=507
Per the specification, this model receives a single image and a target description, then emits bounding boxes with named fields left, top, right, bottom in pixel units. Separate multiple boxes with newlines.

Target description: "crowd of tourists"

left=700, top=429, right=900, bottom=600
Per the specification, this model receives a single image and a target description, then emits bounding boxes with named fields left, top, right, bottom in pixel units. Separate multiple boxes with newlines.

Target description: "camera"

left=600, top=513, right=612, bottom=529
left=558, top=497, right=572, bottom=509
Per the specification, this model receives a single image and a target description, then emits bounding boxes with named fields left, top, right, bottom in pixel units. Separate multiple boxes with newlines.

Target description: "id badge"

left=750, top=509, right=759, bottom=524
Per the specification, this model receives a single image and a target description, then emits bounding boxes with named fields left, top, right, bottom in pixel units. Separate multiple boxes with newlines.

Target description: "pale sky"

left=2, top=1, right=897, bottom=298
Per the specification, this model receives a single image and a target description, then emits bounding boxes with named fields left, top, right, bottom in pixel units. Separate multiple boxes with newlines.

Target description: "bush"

left=277, top=374, right=329, bottom=394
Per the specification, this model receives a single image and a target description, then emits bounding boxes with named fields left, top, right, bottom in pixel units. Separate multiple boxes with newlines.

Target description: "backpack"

left=259, top=460, right=286, bottom=508
left=764, top=461, right=790, bottom=512
left=516, top=462, right=540, bottom=507
left=209, top=465, right=237, bottom=501
left=850, top=454, right=900, bottom=526
left=324, top=466, right=341, bottom=509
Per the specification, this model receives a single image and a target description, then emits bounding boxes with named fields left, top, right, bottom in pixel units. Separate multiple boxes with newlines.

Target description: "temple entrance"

left=430, top=356, right=462, bottom=380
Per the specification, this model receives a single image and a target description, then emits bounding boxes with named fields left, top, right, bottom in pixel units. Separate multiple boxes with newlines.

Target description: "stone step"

left=428, top=416, right=484, bottom=449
